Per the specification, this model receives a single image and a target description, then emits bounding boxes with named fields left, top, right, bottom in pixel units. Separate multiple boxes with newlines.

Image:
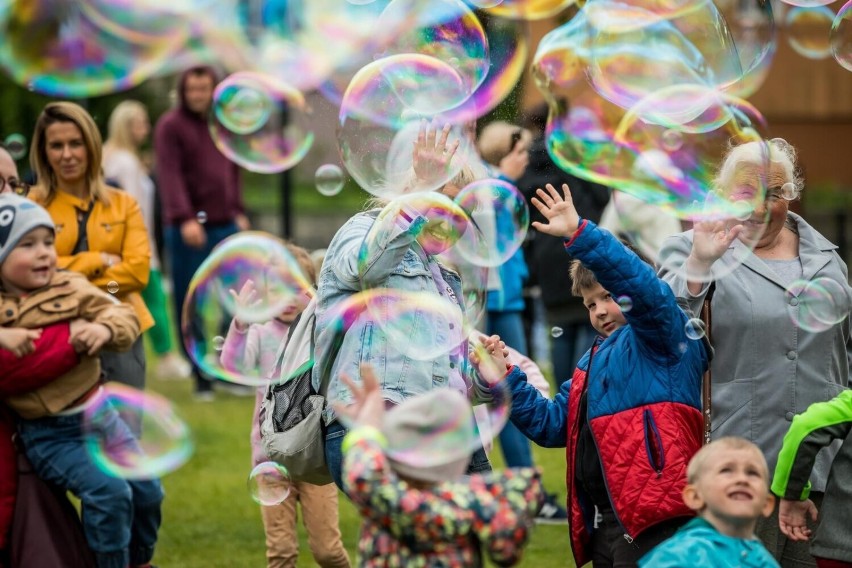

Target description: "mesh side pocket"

left=271, top=370, right=313, bottom=433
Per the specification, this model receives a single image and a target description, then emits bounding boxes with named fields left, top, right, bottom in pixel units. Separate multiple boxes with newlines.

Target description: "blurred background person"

left=517, top=100, right=611, bottom=387
left=154, top=66, right=250, bottom=401
left=104, top=100, right=192, bottom=380
left=477, top=120, right=568, bottom=524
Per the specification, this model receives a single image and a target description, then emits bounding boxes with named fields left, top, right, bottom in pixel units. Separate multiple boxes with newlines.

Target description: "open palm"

left=530, top=183, right=580, bottom=238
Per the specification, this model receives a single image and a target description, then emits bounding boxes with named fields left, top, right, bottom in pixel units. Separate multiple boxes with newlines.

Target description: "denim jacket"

left=314, top=210, right=466, bottom=425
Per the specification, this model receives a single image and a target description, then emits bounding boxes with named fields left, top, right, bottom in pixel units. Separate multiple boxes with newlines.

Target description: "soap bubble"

left=83, top=383, right=193, bottom=479
left=210, top=72, right=314, bottom=173
left=830, top=0, right=852, bottom=70
left=786, top=6, right=835, bottom=60
left=248, top=462, right=291, bottom=506
left=315, top=164, right=346, bottom=197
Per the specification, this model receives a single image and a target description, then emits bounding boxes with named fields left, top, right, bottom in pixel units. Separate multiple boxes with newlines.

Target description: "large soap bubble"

left=210, top=72, right=314, bottom=173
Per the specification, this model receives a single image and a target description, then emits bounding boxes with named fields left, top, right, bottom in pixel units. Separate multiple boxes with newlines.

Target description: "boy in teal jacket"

left=640, top=437, right=779, bottom=568
left=772, top=389, right=852, bottom=567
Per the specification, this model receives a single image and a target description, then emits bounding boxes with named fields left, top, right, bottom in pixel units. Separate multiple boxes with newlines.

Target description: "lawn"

left=148, top=373, right=576, bottom=567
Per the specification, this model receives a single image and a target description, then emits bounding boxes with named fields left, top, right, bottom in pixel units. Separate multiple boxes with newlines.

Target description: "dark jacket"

left=154, top=68, right=245, bottom=227
left=516, top=137, right=610, bottom=322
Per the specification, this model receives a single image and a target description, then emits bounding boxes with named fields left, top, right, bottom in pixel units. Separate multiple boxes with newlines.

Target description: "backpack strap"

left=701, top=282, right=716, bottom=446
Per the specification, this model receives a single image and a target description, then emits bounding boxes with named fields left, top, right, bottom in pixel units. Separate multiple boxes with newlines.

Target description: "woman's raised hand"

left=530, top=183, right=580, bottom=239
left=412, top=120, right=460, bottom=186
left=689, top=219, right=744, bottom=270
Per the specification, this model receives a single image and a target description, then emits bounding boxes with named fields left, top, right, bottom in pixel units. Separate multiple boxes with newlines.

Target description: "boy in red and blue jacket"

left=480, top=184, right=710, bottom=566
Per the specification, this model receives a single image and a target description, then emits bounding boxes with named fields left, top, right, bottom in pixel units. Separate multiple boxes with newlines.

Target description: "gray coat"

left=659, top=212, right=852, bottom=492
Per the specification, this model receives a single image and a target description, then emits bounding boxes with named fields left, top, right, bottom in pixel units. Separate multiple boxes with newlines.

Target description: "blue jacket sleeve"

left=506, top=366, right=569, bottom=448
left=566, top=220, right=690, bottom=360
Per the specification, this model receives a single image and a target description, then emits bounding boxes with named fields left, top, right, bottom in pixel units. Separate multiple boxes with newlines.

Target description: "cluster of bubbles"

left=83, top=383, right=193, bottom=480
left=181, top=231, right=315, bottom=387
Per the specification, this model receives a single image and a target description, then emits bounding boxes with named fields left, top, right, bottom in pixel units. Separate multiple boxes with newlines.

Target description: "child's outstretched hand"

left=69, top=321, right=113, bottom=356
left=334, top=363, right=385, bottom=430
left=0, top=327, right=41, bottom=358
left=229, top=279, right=260, bottom=331
left=530, top=183, right=580, bottom=238
left=779, top=498, right=818, bottom=541
left=412, top=120, right=460, bottom=188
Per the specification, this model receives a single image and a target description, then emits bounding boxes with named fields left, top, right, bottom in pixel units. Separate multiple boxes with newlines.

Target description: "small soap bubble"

left=212, top=336, right=225, bottom=352
left=684, top=318, right=706, bottom=340
left=616, top=295, right=633, bottom=312
left=780, top=182, right=798, bottom=200
left=196, top=211, right=208, bottom=224
left=3, top=134, right=27, bottom=160
left=551, top=326, right=564, bottom=338
left=661, top=129, right=684, bottom=152
left=107, top=281, right=119, bottom=294
left=248, top=462, right=291, bottom=506
left=315, top=164, right=345, bottom=197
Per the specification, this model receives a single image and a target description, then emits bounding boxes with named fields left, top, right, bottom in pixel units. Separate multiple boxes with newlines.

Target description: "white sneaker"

left=156, top=354, right=192, bottom=380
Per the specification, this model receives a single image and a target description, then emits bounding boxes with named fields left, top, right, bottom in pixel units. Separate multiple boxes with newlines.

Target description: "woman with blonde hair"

left=29, top=101, right=153, bottom=398
left=104, top=100, right=191, bottom=379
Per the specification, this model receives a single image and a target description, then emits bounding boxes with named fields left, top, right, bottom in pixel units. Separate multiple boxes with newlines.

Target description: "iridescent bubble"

left=197, top=211, right=208, bottom=224
left=83, top=383, right=193, bottom=479
left=780, top=182, right=799, bottom=200
left=830, top=0, right=852, bottom=71
left=616, top=295, right=633, bottom=312
left=339, top=117, right=475, bottom=199
left=210, top=72, right=314, bottom=174
left=248, top=462, right=291, bottom=506
left=468, top=0, right=504, bottom=7
left=661, top=129, right=684, bottom=152
left=684, top=318, right=706, bottom=340
left=551, top=326, right=564, bottom=338
left=107, top=281, right=119, bottom=294
left=453, top=179, right=529, bottom=268
left=315, top=164, right=345, bottom=197
left=182, top=232, right=314, bottom=387
left=785, top=278, right=852, bottom=333
left=780, top=0, right=838, bottom=7
left=483, top=0, right=575, bottom=20
left=377, top=0, right=489, bottom=94
left=0, top=1, right=188, bottom=97
left=359, top=192, right=472, bottom=270
left=3, top=134, right=26, bottom=160
left=339, top=54, right=470, bottom=130
left=786, top=6, right=835, bottom=60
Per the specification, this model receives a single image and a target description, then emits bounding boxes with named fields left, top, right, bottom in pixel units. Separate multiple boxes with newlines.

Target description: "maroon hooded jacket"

left=153, top=66, right=245, bottom=227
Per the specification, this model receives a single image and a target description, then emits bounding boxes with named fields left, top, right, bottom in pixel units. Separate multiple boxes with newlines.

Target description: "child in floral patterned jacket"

left=336, top=364, right=544, bottom=567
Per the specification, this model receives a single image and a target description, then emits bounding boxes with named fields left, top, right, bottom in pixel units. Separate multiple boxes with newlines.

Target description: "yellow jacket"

left=34, top=187, right=154, bottom=332
left=1, top=271, right=140, bottom=419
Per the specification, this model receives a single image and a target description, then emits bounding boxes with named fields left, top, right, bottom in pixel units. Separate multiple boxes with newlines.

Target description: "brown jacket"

left=0, top=271, right=139, bottom=419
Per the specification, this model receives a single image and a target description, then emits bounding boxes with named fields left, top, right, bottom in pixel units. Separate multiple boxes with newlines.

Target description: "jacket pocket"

left=643, top=409, right=665, bottom=475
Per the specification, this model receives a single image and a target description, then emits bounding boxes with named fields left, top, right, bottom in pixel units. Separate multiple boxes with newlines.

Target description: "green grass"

left=147, top=374, right=576, bottom=567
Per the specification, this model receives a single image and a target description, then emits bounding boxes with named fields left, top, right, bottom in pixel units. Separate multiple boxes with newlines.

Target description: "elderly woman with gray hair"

left=659, top=138, right=852, bottom=567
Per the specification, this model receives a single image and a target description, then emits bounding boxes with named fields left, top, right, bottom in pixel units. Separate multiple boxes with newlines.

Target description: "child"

left=220, top=242, right=350, bottom=568
left=479, top=183, right=711, bottom=566
left=772, top=390, right=852, bottom=568
left=640, top=437, right=780, bottom=567
left=0, top=194, right=163, bottom=568
left=337, top=363, right=544, bottom=566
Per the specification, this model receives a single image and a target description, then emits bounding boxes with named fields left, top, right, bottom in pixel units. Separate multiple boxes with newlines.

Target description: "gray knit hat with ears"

left=382, top=388, right=478, bottom=484
left=0, top=194, right=55, bottom=265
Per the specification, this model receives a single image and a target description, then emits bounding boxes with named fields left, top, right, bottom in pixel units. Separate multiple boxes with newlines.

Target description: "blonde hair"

left=284, top=241, right=317, bottom=287
left=365, top=162, right=482, bottom=211
left=714, top=138, right=803, bottom=200
left=687, top=437, right=769, bottom=485
left=477, top=121, right=532, bottom=166
left=105, top=100, right=148, bottom=158
left=29, top=101, right=110, bottom=205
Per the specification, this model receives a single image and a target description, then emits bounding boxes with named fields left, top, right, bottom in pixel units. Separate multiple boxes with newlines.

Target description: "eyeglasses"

left=0, top=177, right=31, bottom=196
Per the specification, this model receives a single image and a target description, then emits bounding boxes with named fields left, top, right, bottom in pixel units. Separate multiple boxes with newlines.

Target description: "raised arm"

left=505, top=366, right=570, bottom=448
